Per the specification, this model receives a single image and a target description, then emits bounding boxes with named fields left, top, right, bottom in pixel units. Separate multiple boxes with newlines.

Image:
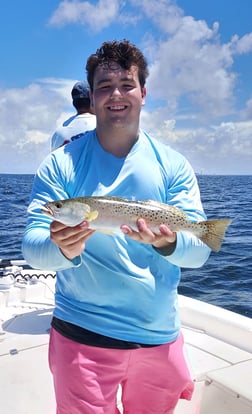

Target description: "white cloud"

left=0, top=79, right=78, bottom=173
left=140, top=108, right=252, bottom=174
left=231, top=33, right=252, bottom=55
left=140, top=108, right=178, bottom=143
left=241, top=97, right=252, bottom=120
left=1, top=76, right=251, bottom=175
left=38, top=78, right=74, bottom=100
left=144, top=17, right=237, bottom=120
left=48, top=0, right=251, bottom=124
left=49, top=0, right=122, bottom=32
left=132, top=0, right=183, bottom=34
left=2, top=1, right=252, bottom=174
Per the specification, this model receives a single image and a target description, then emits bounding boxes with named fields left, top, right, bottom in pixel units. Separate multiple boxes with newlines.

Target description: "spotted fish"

left=42, top=196, right=231, bottom=252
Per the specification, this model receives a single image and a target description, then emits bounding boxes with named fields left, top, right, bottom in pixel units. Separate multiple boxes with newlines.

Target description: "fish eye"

left=55, top=201, right=63, bottom=209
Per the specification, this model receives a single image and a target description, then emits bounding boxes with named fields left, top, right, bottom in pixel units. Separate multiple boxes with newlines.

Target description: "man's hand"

left=120, top=218, right=177, bottom=249
left=50, top=221, right=95, bottom=260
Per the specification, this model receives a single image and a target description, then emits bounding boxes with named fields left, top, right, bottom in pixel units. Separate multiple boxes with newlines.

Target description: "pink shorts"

left=49, top=328, right=194, bottom=414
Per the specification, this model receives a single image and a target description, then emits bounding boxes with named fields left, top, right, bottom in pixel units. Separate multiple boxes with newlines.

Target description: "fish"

left=41, top=196, right=231, bottom=252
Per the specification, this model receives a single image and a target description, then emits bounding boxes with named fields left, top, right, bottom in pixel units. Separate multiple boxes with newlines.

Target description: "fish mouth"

left=41, top=205, right=53, bottom=217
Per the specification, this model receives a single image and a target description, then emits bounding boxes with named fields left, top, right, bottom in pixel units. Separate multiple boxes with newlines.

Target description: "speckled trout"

left=42, top=196, right=231, bottom=252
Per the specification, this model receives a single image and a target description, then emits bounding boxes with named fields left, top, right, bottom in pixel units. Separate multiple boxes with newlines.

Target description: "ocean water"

left=0, top=174, right=251, bottom=318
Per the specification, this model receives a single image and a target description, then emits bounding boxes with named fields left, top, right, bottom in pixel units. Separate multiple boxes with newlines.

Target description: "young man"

left=51, top=81, right=96, bottom=151
left=22, top=40, right=210, bottom=414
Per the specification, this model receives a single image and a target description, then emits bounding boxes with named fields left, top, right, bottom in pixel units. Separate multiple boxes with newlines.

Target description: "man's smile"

left=107, top=104, right=128, bottom=111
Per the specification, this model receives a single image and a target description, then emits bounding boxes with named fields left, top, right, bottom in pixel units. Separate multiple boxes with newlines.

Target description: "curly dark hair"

left=86, top=40, right=149, bottom=90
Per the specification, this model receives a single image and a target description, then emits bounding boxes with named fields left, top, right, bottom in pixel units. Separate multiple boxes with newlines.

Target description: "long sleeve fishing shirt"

left=22, top=129, right=210, bottom=344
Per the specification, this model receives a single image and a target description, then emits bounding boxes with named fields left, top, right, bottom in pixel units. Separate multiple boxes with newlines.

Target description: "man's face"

left=90, top=62, right=146, bottom=129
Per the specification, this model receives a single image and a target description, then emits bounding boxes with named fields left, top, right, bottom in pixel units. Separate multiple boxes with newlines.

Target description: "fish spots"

left=42, top=196, right=231, bottom=251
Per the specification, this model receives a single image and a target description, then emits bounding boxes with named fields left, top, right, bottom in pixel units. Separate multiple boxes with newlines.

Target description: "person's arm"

left=22, top=153, right=88, bottom=270
left=164, top=155, right=211, bottom=268
left=121, top=155, right=210, bottom=268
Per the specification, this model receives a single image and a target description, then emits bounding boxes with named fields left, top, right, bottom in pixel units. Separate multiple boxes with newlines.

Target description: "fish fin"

left=86, top=210, right=99, bottom=222
left=199, top=219, right=232, bottom=252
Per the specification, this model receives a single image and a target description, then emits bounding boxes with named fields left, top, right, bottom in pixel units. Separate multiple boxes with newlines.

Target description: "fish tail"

left=199, top=219, right=232, bottom=252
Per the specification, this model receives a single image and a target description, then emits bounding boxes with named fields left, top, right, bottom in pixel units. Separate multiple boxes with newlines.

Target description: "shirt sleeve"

left=160, top=152, right=211, bottom=268
left=22, top=153, right=81, bottom=270
left=51, top=131, right=65, bottom=152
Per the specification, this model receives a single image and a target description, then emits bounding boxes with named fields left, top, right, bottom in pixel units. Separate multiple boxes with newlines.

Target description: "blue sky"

left=0, top=0, right=252, bottom=174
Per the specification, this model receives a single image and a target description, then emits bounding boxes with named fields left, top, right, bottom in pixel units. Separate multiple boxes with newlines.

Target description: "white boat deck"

left=1, top=273, right=252, bottom=414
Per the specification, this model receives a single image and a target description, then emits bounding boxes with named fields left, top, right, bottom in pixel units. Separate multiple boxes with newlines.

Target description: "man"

left=22, top=40, right=210, bottom=414
left=51, top=81, right=96, bottom=151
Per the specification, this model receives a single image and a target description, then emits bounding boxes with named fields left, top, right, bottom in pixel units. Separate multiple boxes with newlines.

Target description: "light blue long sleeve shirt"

left=22, top=130, right=210, bottom=344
